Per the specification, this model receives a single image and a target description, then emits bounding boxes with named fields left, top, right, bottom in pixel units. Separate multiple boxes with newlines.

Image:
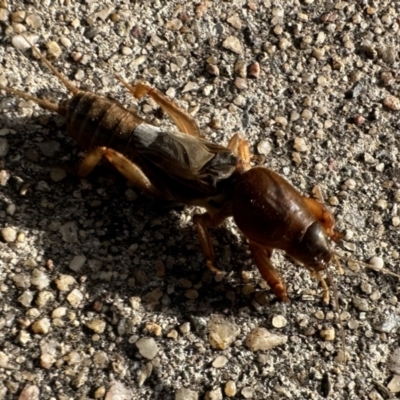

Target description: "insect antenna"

left=328, top=255, right=347, bottom=366
left=0, top=35, right=80, bottom=115
left=20, top=35, right=80, bottom=95
left=0, top=84, right=61, bottom=114
left=334, top=252, right=400, bottom=279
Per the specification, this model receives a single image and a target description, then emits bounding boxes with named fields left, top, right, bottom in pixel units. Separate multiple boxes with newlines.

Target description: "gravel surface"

left=1, top=1, right=400, bottom=399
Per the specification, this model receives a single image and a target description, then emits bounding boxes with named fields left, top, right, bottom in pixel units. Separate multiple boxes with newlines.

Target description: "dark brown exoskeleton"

left=0, top=39, right=344, bottom=303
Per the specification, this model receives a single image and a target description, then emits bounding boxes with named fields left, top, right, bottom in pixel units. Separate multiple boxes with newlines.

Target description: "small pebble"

left=179, top=322, right=191, bottom=335
left=272, top=315, right=287, bottom=328
left=241, top=387, right=254, bottom=399
left=383, top=95, right=400, bottom=111
left=353, top=297, right=369, bottom=312
left=19, top=385, right=39, bottom=399
left=320, top=327, right=335, bottom=341
left=234, top=77, right=247, bottom=90
left=248, top=62, right=260, bottom=78
left=315, top=311, right=325, bottom=320
left=369, top=256, right=384, bottom=271
left=301, top=109, right=313, bottom=120
left=242, top=284, right=255, bottom=295
left=136, top=337, right=159, bottom=359
left=1, top=227, right=17, bottom=242
left=167, top=329, right=178, bottom=339
left=18, top=291, right=34, bottom=307
left=222, top=36, right=242, bottom=54
left=388, top=375, right=400, bottom=393
left=0, top=170, right=11, bottom=186
left=208, top=317, right=240, bottom=350
left=361, top=281, right=372, bottom=294
left=60, top=36, right=72, bottom=48
left=55, top=274, right=76, bottom=291
left=257, top=140, right=272, bottom=156
left=59, top=221, right=78, bottom=243
left=143, top=288, right=163, bottom=303
left=36, top=291, right=54, bottom=308
left=50, top=167, right=67, bottom=182
left=26, top=14, right=42, bottom=29
left=46, top=41, right=62, bottom=59
left=294, top=137, right=308, bottom=152
left=144, top=322, right=162, bottom=337
left=275, top=116, right=288, bottom=126
left=206, top=64, right=219, bottom=76
left=225, top=381, right=237, bottom=397
left=166, top=18, right=183, bottom=31
left=51, top=307, right=67, bottom=319
left=182, top=82, right=198, bottom=93
left=227, top=14, right=242, bottom=29
left=185, top=289, right=199, bottom=300
left=67, top=288, right=84, bottom=307
left=381, top=71, right=394, bottom=86
left=175, top=388, right=198, bottom=400
left=69, top=255, right=86, bottom=272
left=212, top=355, right=228, bottom=368
left=234, top=60, right=247, bottom=77
left=75, top=69, right=85, bottom=81
left=348, top=320, right=359, bottom=330
left=205, top=388, right=223, bottom=400
left=31, top=318, right=51, bottom=334
left=86, top=319, right=106, bottom=334
left=64, top=351, right=81, bottom=365
left=245, top=327, right=288, bottom=351
left=41, top=353, right=56, bottom=369
left=279, top=38, right=290, bottom=50
left=354, top=115, right=365, bottom=125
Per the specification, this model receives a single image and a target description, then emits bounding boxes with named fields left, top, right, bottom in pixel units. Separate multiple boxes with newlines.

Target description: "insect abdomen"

left=64, top=92, right=145, bottom=151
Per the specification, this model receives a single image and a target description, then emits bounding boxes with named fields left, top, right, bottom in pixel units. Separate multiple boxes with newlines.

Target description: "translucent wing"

left=132, top=123, right=238, bottom=194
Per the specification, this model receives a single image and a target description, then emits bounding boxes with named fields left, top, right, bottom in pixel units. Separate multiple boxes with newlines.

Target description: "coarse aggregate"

left=1, top=0, right=400, bottom=399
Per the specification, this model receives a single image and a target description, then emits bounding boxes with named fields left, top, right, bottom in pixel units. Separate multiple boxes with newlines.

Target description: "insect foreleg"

left=302, top=197, right=342, bottom=242
left=227, top=134, right=251, bottom=171
left=192, top=210, right=230, bottom=279
left=79, top=147, right=160, bottom=197
left=248, top=242, right=289, bottom=302
left=115, top=76, right=201, bottom=137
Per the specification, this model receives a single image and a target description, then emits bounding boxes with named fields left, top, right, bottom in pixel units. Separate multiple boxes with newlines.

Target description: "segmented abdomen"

left=64, top=92, right=145, bottom=153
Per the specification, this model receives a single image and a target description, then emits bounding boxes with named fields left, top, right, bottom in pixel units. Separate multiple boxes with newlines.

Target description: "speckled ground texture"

left=1, top=0, right=400, bottom=399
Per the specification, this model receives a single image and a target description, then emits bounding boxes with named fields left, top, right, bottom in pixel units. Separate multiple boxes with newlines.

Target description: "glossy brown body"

left=0, top=44, right=341, bottom=302
left=232, top=168, right=332, bottom=272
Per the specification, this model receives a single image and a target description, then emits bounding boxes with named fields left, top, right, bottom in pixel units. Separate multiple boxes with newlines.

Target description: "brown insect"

left=1, top=38, right=345, bottom=304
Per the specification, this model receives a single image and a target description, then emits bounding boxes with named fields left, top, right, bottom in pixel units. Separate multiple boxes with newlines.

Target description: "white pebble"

left=136, top=337, right=159, bottom=359
left=11, top=34, right=39, bottom=50
left=272, top=315, right=287, bottom=328
left=294, top=137, right=308, bottom=152
left=212, top=355, right=228, bottom=368
left=67, top=288, right=84, bottom=307
left=369, top=256, right=384, bottom=271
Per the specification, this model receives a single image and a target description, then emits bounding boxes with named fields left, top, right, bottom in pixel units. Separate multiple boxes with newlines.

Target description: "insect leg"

left=248, top=242, right=289, bottom=302
left=115, top=77, right=201, bottom=137
left=78, top=147, right=160, bottom=196
left=192, top=211, right=230, bottom=279
left=302, top=198, right=343, bottom=242
left=227, top=134, right=251, bottom=170
left=312, top=271, right=330, bottom=304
